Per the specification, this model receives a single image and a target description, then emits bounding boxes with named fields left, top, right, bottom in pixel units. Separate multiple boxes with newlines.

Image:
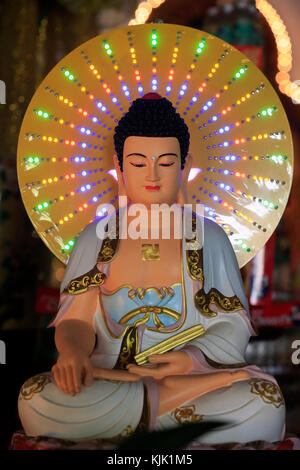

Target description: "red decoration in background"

left=35, top=287, right=59, bottom=315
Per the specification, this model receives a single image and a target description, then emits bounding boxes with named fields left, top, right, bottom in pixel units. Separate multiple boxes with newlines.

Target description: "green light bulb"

left=38, top=110, right=43, bottom=116
left=64, top=70, right=70, bottom=76
left=236, top=73, right=241, bottom=78
left=38, top=204, right=43, bottom=210
left=152, top=40, right=157, bottom=46
left=34, top=157, right=39, bottom=163
left=65, top=244, right=70, bottom=250
left=43, top=112, right=48, bottom=118
left=28, top=157, right=33, bottom=163
left=69, top=240, right=74, bottom=246
left=240, top=68, right=245, bottom=74
left=152, top=34, right=157, bottom=39
left=43, top=202, right=48, bottom=208
left=104, top=44, right=109, bottom=49
left=242, top=243, right=247, bottom=249
left=69, top=74, right=74, bottom=80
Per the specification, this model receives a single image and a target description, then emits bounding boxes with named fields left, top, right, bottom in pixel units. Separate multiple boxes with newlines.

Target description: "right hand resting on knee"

left=51, top=352, right=94, bottom=396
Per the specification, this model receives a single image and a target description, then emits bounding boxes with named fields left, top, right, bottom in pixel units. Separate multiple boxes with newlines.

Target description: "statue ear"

left=176, top=153, right=193, bottom=206
left=183, top=153, right=193, bottom=181
left=113, top=154, right=127, bottom=198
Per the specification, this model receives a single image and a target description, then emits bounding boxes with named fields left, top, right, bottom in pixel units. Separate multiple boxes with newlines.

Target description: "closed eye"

left=130, top=163, right=146, bottom=167
left=130, top=162, right=175, bottom=167
left=159, top=162, right=175, bottom=167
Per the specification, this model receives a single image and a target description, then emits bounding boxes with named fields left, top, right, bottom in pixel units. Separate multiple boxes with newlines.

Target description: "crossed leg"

left=155, top=370, right=250, bottom=416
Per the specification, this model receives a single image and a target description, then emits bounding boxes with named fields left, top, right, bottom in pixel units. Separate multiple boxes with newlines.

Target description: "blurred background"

left=0, top=0, right=299, bottom=450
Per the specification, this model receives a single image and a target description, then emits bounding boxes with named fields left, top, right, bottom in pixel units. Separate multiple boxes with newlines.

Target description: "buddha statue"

left=18, top=93, right=285, bottom=445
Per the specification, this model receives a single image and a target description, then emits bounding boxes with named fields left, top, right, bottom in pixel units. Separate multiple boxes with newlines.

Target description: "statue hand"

left=51, top=352, right=94, bottom=396
left=126, top=350, right=194, bottom=379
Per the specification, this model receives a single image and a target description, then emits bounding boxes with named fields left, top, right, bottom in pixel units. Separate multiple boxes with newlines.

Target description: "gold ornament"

left=249, top=379, right=285, bottom=408
left=172, top=405, right=204, bottom=424
left=141, top=243, right=160, bottom=261
left=19, top=373, right=52, bottom=401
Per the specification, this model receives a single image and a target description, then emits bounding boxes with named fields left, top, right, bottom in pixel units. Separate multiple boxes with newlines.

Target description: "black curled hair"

left=113, top=96, right=190, bottom=172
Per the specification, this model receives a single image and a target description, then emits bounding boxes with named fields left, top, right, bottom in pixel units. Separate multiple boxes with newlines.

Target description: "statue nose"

left=145, top=162, right=160, bottom=182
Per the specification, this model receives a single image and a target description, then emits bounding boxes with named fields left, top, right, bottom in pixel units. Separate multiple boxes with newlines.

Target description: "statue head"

left=113, top=93, right=192, bottom=207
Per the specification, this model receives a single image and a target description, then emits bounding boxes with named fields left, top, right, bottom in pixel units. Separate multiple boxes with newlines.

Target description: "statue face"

left=121, top=136, right=182, bottom=206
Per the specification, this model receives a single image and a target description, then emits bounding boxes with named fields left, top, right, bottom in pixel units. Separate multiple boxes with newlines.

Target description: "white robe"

left=18, top=209, right=286, bottom=443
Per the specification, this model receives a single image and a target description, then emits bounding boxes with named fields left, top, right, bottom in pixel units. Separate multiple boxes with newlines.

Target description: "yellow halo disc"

left=17, top=23, right=293, bottom=266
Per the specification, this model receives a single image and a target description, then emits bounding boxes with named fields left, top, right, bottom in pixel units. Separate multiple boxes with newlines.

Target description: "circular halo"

left=17, top=23, right=293, bottom=266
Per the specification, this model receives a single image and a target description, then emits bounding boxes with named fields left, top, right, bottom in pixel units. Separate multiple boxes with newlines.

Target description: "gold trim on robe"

left=119, top=306, right=181, bottom=328
left=62, top=211, right=120, bottom=295
left=97, top=210, right=120, bottom=263
left=62, top=266, right=106, bottom=295
left=185, top=211, right=247, bottom=318
left=113, top=325, right=139, bottom=369
left=194, top=287, right=245, bottom=317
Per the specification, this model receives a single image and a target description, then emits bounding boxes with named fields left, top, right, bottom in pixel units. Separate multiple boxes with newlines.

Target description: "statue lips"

left=145, top=185, right=160, bottom=190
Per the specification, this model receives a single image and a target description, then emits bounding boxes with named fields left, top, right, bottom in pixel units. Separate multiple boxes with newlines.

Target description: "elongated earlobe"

left=113, top=154, right=127, bottom=198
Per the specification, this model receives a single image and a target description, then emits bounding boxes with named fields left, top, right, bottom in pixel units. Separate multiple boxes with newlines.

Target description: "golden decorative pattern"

left=185, top=211, right=247, bottom=319
left=119, top=305, right=181, bottom=329
left=134, top=324, right=205, bottom=365
left=19, top=373, right=52, bottom=401
left=113, top=326, right=139, bottom=369
left=63, top=266, right=106, bottom=295
left=194, top=287, right=244, bottom=318
left=97, top=210, right=120, bottom=263
left=101, top=283, right=179, bottom=297
left=128, top=286, right=176, bottom=300
left=249, top=379, right=285, bottom=408
left=172, top=404, right=204, bottom=424
left=186, top=249, right=204, bottom=283
left=141, top=243, right=160, bottom=261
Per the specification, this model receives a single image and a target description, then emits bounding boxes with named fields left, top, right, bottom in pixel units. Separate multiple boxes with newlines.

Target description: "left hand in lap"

left=126, top=350, right=193, bottom=379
